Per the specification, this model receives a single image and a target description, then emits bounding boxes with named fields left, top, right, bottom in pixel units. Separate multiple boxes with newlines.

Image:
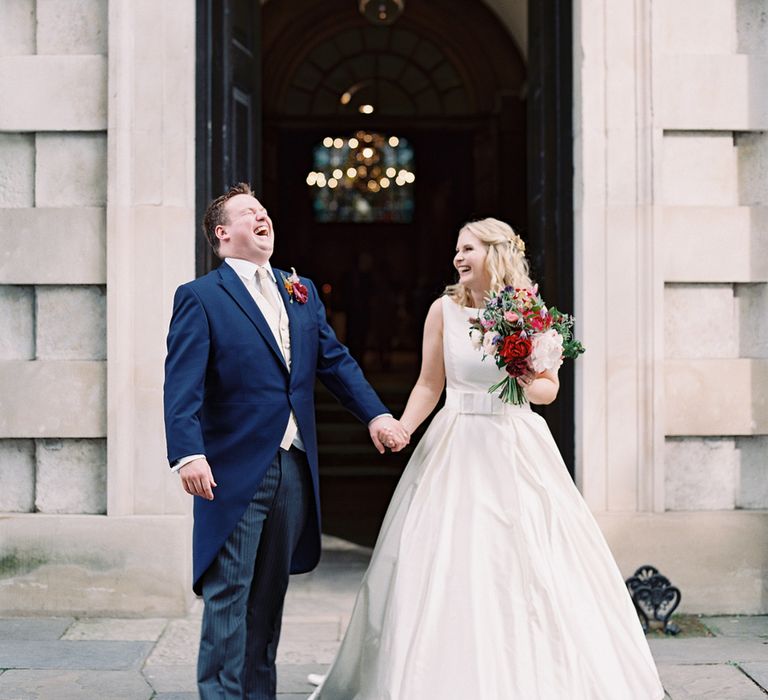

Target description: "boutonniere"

left=281, top=267, right=309, bottom=304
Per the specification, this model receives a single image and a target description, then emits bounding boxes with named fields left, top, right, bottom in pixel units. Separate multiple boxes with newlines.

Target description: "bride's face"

left=454, top=230, right=491, bottom=292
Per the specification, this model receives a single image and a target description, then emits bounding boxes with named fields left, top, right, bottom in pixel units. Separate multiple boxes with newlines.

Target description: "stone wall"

left=656, top=1, right=768, bottom=511
left=574, top=0, right=768, bottom=612
left=0, top=0, right=108, bottom=516
left=0, top=0, right=197, bottom=615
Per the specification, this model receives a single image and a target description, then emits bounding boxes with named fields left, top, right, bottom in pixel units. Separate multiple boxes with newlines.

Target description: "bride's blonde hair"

left=445, top=218, right=533, bottom=307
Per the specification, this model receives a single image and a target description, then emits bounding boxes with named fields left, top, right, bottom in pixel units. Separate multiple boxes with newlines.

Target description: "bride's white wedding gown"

left=310, top=296, right=664, bottom=699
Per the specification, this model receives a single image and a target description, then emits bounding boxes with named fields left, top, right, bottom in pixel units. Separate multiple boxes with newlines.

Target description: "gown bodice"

left=441, top=294, right=531, bottom=414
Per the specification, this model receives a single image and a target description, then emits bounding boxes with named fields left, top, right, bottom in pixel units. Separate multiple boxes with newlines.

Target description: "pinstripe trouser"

left=197, top=446, right=312, bottom=700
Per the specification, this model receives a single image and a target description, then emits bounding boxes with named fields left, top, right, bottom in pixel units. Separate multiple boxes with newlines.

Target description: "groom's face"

left=217, top=194, right=275, bottom=264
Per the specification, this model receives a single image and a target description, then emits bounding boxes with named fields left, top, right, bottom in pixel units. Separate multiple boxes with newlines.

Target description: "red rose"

left=499, top=333, right=532, bottom=363
left=293, top=281, right=309, bottom=304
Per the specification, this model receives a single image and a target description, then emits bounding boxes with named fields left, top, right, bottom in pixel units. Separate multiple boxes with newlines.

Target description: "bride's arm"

left=521, top=368, right=560, bottom=405
left=399, top=299, right=446, bottom=435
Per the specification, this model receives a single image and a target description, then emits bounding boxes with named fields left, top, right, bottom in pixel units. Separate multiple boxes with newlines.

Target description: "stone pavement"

left=1, top=536, right=767, bottom=699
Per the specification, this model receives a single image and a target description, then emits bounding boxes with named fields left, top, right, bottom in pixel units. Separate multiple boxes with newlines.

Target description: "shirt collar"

left=224, top=257, right=276, bottom=283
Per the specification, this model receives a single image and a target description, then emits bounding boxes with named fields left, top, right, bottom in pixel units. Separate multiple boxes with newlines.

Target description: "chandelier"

left=306, top=131, right=415, bottom=195
left=359, top=0, right=404, bottom=25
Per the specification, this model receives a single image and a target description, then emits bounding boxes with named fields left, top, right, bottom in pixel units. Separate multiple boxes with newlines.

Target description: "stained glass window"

left=307, top=131, right=415, bottom=223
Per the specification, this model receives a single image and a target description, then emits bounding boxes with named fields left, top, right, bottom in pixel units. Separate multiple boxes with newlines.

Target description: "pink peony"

left=530, top=329, right=564, bottom=373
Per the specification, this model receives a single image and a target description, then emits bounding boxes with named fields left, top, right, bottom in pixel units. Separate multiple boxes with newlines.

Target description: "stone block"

left=650, top=637, right=768, bottom=665
left=0, top=670, right=153, bottom=699
left=703, top=615, right=768, bottom=638
left=661, top=132, right=738, bottom=206
left=664, top=284, right=737, bottom=358
left=36, top=286, right=106, bottom=360
left=0, top=361, right=106, bottom=437
left=659, top=206, right=768, bottom=283
left=655, top=663, right=766, bottom=699
left=0, top=617, right=74, bottom=640
left=737, top=0, right=768, bottom=54
left=0, top=133, right=34, bottom=207
left=656, top=0, right=736, bottom=54
left=144, top=618, right=200, bottom=667
left=665, top=359, right=768, bottom=435
left=737, top=132, right=768, bottom=207
left=35, top=132, right=107, bottom=207
left=36, top=0, right=108, bottom=55
left=0, top=0, right=36, bottom=55
left=596, top=511, right=768, bottom=614
left=0, top=640, right=152, bottom=670
left=0, top=56, right=107, bottom=131
left=35, top=438, right=106, bottom=514
left=741, top=663, right=768, bottom=693
left=0, top=514, right=193, bottom=615
left=737, top=283, right=768, bottom=357
left=0, top=439, right=35, bottom=512
left=0, top=207, right=106, bottom=284
left=656, top=55, right=768, bottom=131
left=738, top=436, right=768, bottom=509
left=0, top=285, right=34, bottom=359
left=142, top=665, right=197, bottom=694
left=665, top=437, right=737, bottom=510
left=63, top=618, right=168, bottom=641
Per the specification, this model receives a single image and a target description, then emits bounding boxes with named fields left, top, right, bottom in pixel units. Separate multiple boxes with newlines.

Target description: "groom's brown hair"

left=202, top=182, right=254, bottom=255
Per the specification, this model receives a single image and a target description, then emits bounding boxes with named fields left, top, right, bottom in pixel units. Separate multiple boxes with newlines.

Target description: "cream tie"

left=255, top=266, right=299, bottom=449
left=256, top=266, right=280, bottom=313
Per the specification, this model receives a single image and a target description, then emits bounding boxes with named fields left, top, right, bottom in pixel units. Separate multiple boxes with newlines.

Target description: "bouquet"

left=468, top=285, right=585, bottom=405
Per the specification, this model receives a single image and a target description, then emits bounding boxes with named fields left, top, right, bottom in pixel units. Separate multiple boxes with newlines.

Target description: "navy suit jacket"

left=164, top=261, right=389, bottom=594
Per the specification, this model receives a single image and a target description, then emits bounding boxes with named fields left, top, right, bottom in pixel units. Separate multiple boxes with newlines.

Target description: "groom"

left=163, top=183, right=409, bottom=699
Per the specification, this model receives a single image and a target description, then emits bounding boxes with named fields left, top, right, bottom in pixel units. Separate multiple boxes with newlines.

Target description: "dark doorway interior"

left=196, top=0, right=573, bottom=546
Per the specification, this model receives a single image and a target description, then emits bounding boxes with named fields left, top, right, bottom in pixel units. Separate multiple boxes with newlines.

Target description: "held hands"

left=369, top=416, right=410, bottom=454
left=179, top=458, right=217, bottom=500
left=516, top=370, right=536, bottom=389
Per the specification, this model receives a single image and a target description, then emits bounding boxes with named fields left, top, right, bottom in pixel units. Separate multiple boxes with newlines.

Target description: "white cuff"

left=171, top=454, right=205, bottom=473
left=367, top=413, right=392, bottom=427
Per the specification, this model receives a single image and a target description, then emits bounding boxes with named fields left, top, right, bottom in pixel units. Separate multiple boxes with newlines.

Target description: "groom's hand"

left=369, top=416, right=410, bottom=454
left=179, top=458, right=217, bottom=500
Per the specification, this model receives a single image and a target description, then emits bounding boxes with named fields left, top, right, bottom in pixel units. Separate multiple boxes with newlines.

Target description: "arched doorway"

left=196, top=0, right=574, bottom=545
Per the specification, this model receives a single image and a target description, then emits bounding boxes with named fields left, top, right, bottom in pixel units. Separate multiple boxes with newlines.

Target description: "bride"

left=310, top=218, right=664, bottom=699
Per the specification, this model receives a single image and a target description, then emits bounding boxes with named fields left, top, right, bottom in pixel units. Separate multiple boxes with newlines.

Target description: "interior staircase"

left=315, top=367, right=433, bottom=547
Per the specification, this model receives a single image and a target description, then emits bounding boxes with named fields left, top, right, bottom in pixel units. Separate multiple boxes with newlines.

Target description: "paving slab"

left=740, top=662, right=768, bottom=690
left=144, top=618, right=200, bottom=667
left=62, top=617, right=168, bottom=641
left=153, top=694, right=197, bottom=700
left=277, top=638, right=340, bottom=665
left=142, top=664, right=196, bottom=693
left=0, top=640, right=152, bottom=671
left=280, top=620, right=341, bottom=642
left=0, top=617, right=74, bottom=641
left=658, top=664, right=766, bottom=700
left=277, top=663, right=326, bottom=693
left=649, top=637, right=768, bottom=665
left=703, top=616, right=768, bottom=639
left=0, top=669, right=153, bottom=700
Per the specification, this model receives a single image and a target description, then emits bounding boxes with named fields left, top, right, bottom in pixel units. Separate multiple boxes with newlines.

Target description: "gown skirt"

left=311, top=296, right=664, bottom=699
